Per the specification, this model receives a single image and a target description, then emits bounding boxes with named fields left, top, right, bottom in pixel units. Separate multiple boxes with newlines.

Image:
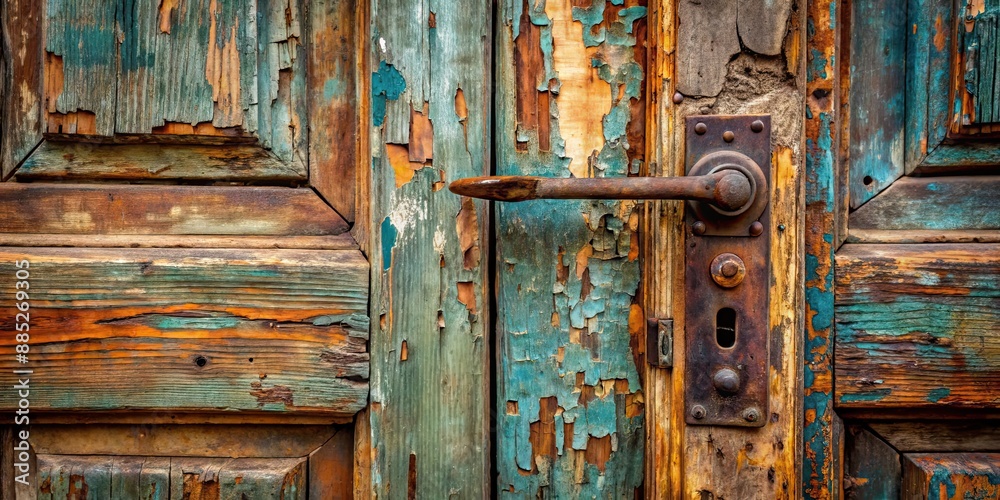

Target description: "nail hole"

left=248, top=358, right=254, bottom=363
left=863, top=175, right=873, bottom=186
left=195, top=355, right=208, bottom=367
left=716, top=308, right=737, bottom=348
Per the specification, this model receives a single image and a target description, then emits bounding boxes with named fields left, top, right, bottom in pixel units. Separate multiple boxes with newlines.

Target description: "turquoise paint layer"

left=380, top=216, right=397, bottom=271
left=372, top=61, right=406, bottom=127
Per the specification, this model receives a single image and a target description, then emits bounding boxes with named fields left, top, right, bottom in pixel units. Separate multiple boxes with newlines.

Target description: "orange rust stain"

left=409, top=102, right=433, bottom=162
left=47, top=111, right=97, bottom=135
left=68, top=474, right=89, bottom=497
left=400, top=339, right=408, bottom=361
left=529, top=396, right=559, bottom=472
left=205, top=0, right=243, bottom=127
left=546, top=0, right=610, bottom=178
left=933, top=15, right=947, bottom=51
left=386, top=144, right=425, bottom=187
left=514, top=0, right=551, bottom=152
left=584, top=435, right=612, bottom=472
left=158, top=0, right=179, bottom=33
left=249, top=381, right=294, bottom=407
left=184, top=473, right=221, bottom=498
left=456, top=197, right=481, bottom=270
left=456, top=281, right=477, bottom=313
left=152, top=121, right=245, bottom=136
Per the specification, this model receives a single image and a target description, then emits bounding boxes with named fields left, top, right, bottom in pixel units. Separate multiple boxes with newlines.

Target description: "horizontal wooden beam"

left=0, top=247, right=369, bottom=416
left=850, top=176, right=1000, bottom=232
left=835, top=244, right=1000, bottom=409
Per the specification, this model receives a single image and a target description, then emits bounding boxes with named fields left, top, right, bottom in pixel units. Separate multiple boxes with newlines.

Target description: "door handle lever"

left=449, top=170, right=754, bottom=212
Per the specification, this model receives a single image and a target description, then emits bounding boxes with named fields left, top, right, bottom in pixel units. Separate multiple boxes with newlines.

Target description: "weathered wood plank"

left=110, top=457, right=171, bottom=499
left=16, top=141, right=306, bottom=181
left=916, top=141, right=1000, bottom=174
left=495, top=1, right=647, bottom=496
left=37, top=455, right=114, bottom=499
left=30, top=424, right=341, bottom=457
left=307, top=0, right=361, bottom=222
left=0, top=247, right=369, bottom=415
left=170, top=457, right=307, bottom=499
left=871, top=422, right=1000, bottom=452
left=849, top=176, right=1000, bottom=231
left=902, top=453, right=1000, bottom=499
left=676, top=0, right=738, bottom=97
left=835, top=244, right=1000, bottom=409
left=368, top=0, right=491, bottom=496
left=0, top=183, right=349, bottom=236
left=966, top=6, right=1000, bottom=125
left=804, top=0, right=842, bottom=496
left=308, top=427, right=355, bottom=500
left=844, top=426, right=901, bottom=499
left=0, top=0, right=44, bottom=178
left=847, top=0, right=907, bottom=208
left=904, top=0, right=954, bottom=171
left=0, top=234, right=359, bottom=250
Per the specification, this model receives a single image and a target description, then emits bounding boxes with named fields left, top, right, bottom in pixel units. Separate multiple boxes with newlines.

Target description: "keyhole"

left=716, top=308, right=737, bottom=348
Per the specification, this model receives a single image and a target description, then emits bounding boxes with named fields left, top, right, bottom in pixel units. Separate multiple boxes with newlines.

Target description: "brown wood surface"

left=308, top=427, right=355, bottom=500
left=0, top=247, right=369, bottom=416
left=0, top=0, right=44, bottom=179
left=871, top=422, right=1000, bottom=452
left=16, top=142, right=306, bottom=182
left=0, top=234, right=358, bottom=250
left=902, top=453, right=1000, bottom=499
left=836, top=244, right=1000, bottom=409
left=844, top=426, right=901, bottom=499
left=0, top=183, right=349, bottom=236
left=168, top=457, right=307, bottom=499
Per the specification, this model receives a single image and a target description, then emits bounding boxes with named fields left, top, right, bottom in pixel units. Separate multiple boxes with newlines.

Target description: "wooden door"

left=805, top=0, right=1000, bottom=498
left=0, top=0, right=366, bottom=497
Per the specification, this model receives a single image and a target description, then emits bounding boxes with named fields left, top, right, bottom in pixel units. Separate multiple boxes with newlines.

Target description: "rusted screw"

left=751, top=120, right=765, bottom=133
left=673, top=92, right=685, bottom=104
left=692, top=221, right=707, bottom=235
left=695, top=122, right=708, bottom=135
left=713, top=368, right=740, bottom=394
left=743, top=408, right=761, bottom=423
left=711, top=253, right=746, bottom=288
left=723, top=131, right=736, bottom=142
left=749, top=221, right=764, bottom=237
left=691, top=405, right=707, bottom=420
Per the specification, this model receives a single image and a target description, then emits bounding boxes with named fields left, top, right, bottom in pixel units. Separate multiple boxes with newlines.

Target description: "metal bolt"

left=691, top=405, right=707, bottom=419
left=749, top=221, right=764, bottom=237
left=692, top=221, right=707, bottom=235
left=723, top=130, right=735, bottom=142
left=710, top=253, right=746, bottom=288
left=695, top=122, right=708, bottom=135
left=673, top=92, right=685, bottom=104
left=721, top=261, right=739, bottom=277
left=778, top=223, right=786, bottom=232
left=713, top=368, right=740, bottom=395
left=751, top=120, right=765, bottom=133
left=743, top=408, right=761, bottom=423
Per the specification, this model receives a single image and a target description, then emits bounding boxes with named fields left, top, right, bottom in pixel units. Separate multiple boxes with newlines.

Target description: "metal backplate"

left=684, top=115, right=771, bottom=427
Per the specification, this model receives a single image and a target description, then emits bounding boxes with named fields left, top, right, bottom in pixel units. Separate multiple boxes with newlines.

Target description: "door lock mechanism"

left=683, top=114, right=771, bottom=428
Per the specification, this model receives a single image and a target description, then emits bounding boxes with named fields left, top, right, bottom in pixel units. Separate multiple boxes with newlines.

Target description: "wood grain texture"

left=904, top=0, right=954, bottom=171
left=29, top=424, right=341, bottom=457
left=902, top=453, right=1000, bottom=499
left=0, top=0, right=44, bottom=179
left=495, top=1, right=647, bottom=496
left=965, top=6, right=1000, bottom=125
left=368, top=0, right=491, bottom=496
left=871, top=422, right=1000, bottom=452
left=849, top=176, right=1000, bottom=231
left=917, top=141, right=1000, bottom=174
left=308, top=427, right=355, bottom=500
left=16, top=141, right=306, bottom=182
left=0, top=248, right=369, bottom=416
left=676, top=0, right=738, bottom=97
left=804, top=0, right=842, bottom=496
left=308, top=0, right=362, bottom=222
left=847, top=0, right=906, bottom=208
left=0, top=234, right=359, bottom=250
left=844, top=426, right=901, bottom=499
left=835, top=244, right=1000, bottom=409
left=169, top=457, right=307, bottom=499
left=0, top=183, right=349, bottom=236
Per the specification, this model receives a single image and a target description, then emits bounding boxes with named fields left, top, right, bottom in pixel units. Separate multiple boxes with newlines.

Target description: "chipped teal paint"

left=497, top=2, right=645, bottom=496
left=380, top=216, right=397, bottom=271
left=372, top=61, right=406, bottom=127
left=906, top=0, right=955, bottom=168
left=929, top=465, right=959, bottom=498
left=839, top=390, right=891, bottom=403
left=927, top=387, right=951, bottom=402
left=154, top=315, right=241, bottom=330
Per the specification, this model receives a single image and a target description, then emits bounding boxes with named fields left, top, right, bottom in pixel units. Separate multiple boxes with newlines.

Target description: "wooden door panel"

left=0, top=248, right=368, bottom=416
left=903, top=454, right=1000, bottom=499
left=835, top=244, right=1000, bottom=409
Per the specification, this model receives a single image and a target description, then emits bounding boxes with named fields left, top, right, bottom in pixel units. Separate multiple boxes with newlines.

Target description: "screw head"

left=710, top=253, right=746, bottom=288
left=723, top=130, right=736, bottom=142
left=778, top=223, right=786, bottom=232
left=749, top=221, right=764, bottom=237
left=751, top=120, right=765, bottom=133
left=694, top=122, right=708, bottom=135
left=743, top=408, right=761, bottom=423
left=713, top=368, right=741, bottom=394
left=691, top=405, right=707, bottom=419
left=673, top=92, right=685, bottom=104
left=692, top=221, right=707, bottom=235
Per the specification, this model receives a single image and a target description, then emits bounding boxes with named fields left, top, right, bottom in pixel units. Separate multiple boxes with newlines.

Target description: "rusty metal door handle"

left=449, top=169, right=755, bottom=212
